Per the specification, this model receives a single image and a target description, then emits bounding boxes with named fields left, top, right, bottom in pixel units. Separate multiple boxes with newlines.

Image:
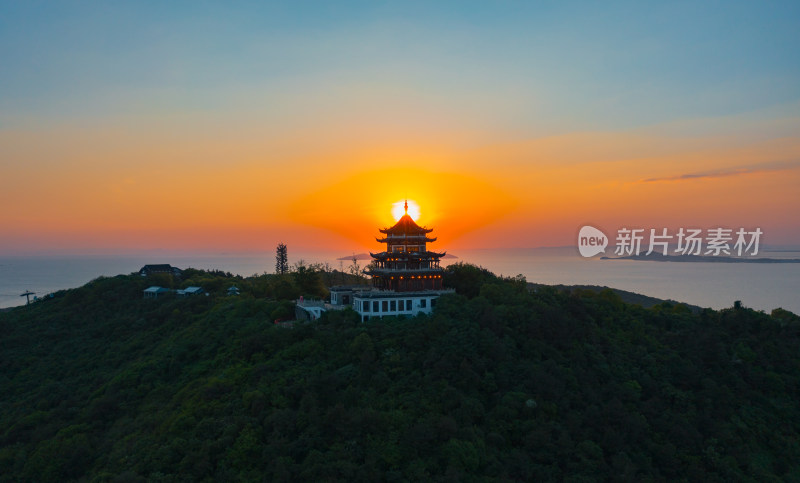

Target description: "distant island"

left=602, top=254, right=800, bottom=263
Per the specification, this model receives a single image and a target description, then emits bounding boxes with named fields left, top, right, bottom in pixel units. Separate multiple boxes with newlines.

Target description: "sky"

left=1, top=1, right=799, bottom=254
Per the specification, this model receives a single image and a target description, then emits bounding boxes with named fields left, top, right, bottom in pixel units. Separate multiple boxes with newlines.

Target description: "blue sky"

left=3, top=1, right=798, bottom=130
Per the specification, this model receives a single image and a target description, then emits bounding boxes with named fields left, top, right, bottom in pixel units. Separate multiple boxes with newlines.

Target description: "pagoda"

left=365, top=201, right=445, bottom=291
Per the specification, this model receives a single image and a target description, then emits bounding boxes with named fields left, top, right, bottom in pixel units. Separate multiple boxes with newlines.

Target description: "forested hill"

left=1, top=265, right=799, bottom=481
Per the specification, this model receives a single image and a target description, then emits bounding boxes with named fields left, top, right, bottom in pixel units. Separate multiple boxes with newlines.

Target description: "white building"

left=297, top=285, right=454, bottom=323
left=329, top=285, right=374, bottom=306
left=352, top=289, right=454, bottom=322
left=296, top=298, right=327, bottom=321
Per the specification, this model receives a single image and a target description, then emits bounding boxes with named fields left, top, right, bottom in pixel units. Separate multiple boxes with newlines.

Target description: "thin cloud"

left=640, top=160, right=800, bottom=183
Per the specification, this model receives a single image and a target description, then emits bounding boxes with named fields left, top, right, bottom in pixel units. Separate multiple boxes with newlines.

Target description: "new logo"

left=578, top=225, right=608, bottom=258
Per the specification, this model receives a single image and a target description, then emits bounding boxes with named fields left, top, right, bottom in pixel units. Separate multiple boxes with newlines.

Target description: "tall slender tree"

left=275, top=243, right=288, bottom=275
left=349, top=254, right=362, bottom=278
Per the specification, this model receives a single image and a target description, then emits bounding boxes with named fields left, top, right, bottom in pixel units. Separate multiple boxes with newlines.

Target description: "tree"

left=292, top=263, right=326, bottom=298
left=348, top=255, right=362, bottom=278
left=443, top=262, right=495, bottom=298
left=276, top=243, right=288, bottom=275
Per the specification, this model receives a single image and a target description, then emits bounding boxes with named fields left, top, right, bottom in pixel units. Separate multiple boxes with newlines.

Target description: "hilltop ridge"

left=1, top=264, right=799, bottom=481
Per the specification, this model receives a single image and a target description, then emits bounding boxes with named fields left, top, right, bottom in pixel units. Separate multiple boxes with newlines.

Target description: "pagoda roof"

left=376, top=235, right=437, bottom=243
left=379, top=214, right=434, bottom=235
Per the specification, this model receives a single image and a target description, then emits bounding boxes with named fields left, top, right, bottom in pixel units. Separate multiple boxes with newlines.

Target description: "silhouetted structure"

left=365, top=200, right=445, bottom=291
left=20, top=290, right=35, bottom=305
left=139, top=264, right=182, bottom=277
left=276, top=243, right=288, bottom=274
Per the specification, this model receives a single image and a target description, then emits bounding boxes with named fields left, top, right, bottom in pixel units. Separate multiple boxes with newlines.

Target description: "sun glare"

left=392, top=199, right=421, bottom=221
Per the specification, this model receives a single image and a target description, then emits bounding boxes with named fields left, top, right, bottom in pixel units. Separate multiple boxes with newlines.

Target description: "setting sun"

left=392, top=200, right=421, bottom=221
left=287, top=168, right=518, bottom=248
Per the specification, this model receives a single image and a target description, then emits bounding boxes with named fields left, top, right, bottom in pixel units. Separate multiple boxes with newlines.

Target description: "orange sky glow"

left=2, top=118, right=798, bottom=254
left=1, top=3, right=799, bottom=255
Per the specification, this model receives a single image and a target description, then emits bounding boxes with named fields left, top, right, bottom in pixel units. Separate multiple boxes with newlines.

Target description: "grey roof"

left=144, top=286, right=170, bottom=293
left=140, top=264, right=181, bottom=273
left=329, top=285, right=373, bottom=291
left=353, top=289, right=454, bottom=299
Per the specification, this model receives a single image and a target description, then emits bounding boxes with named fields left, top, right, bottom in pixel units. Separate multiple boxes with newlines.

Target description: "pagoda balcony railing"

left=366, top=267, right=443, bottom=273
left=375, top=262, right=441, bottom=268
left=381, top=234, right=436, bottom=240
left=370, top=251, right=445, bottom=259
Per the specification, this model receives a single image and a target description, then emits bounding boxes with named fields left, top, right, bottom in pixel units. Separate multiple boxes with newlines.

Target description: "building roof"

left=378, top=214, right=434, bottom=235
left=142, top=264, right=172, bottom=270
left=353, top=289, right=455, bottom=299
left=139, top=264, right=182, bottom=275
left=329, top=284, right=373, bottom=292
left=144, top=286, right=171, bottom=293
left=375, top=235, right=437, bottom=243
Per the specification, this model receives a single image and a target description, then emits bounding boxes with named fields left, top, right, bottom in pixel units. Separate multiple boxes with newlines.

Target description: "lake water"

left=1, top=248, right=798, bottom=314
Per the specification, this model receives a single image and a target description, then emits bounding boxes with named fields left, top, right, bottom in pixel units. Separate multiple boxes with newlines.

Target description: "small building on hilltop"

left=329, top=285, right=373, bottom=306
left=143, top=286, right=171, bottom=299
left=176, top=286, right=204, bottom=297
left=139, top=264, right=182, bottom=278
left=296, top=298, right=326, bottom=321
left=353, top=290, right=442, bottom=321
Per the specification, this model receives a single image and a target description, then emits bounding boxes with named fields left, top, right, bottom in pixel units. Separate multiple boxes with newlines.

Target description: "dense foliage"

left=1, top=265, right=799, bottom=481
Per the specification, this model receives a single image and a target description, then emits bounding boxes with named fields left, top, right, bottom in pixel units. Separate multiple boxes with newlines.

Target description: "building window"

left=363, top=301, right=370, bottom=312
left=431, top=298, right=437, bottom=307
left=373, top=301, right=379, bottom=312
left=406, top=299, right=412, bottom=311
left=390, top=300, right=396, bottom=311
left=382, top=300, right=388, bottom=312
left=420, top=299, right=427, bottom=308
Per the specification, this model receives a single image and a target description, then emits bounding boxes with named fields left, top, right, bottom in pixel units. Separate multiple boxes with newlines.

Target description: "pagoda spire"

left=404, top=199, right=408, bottom=214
